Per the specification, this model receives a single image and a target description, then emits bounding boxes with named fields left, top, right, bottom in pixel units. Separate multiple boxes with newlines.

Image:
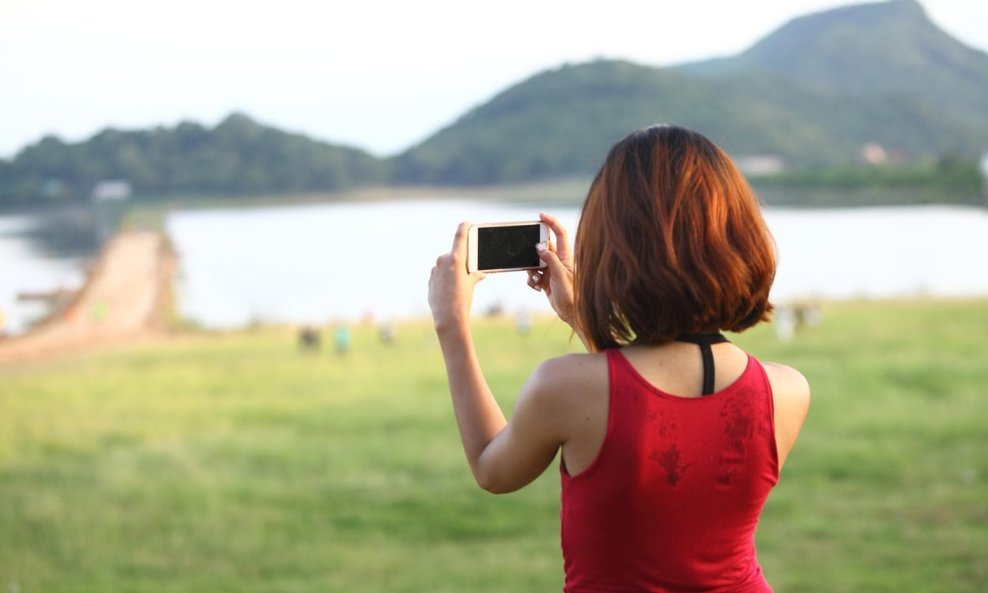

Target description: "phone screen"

left=477, top=224, right=542, bottom=271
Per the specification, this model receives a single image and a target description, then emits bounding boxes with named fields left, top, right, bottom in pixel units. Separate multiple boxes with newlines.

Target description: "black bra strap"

left=676, top=332, right=730, bottom=396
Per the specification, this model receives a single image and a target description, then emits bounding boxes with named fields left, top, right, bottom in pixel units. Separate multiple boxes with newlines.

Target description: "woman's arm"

left=763, top=362, right=811, bottom=470
left=434, top=323, right=565, bottom=492
left=429, top=222, right=565, bottom=493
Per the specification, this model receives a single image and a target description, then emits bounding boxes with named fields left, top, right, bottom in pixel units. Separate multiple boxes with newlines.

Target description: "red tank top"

left=560, top=349, right=779, bottom=593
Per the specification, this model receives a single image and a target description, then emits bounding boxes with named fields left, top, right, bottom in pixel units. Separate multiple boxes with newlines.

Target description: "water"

left=165, top=201, right=988, bottom=328
left=3, top=201, right=987, bottom=334
left=767, top=206, right=988, bottom=300
left=165, top=200, right=577, bottom=327
left=0, top=213, right=87, bottom=334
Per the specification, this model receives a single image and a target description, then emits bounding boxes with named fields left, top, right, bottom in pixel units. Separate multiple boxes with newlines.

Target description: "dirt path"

left=0, top=230, right=176, bottom=365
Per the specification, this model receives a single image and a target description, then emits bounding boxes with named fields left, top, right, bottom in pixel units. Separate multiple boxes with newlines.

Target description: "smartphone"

left=467, top=221, right=549, bottom=273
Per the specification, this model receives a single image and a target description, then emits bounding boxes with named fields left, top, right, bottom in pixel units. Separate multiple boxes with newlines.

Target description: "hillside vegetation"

left=0, top=114, right=388, bottom=207
left=397, top=0, right=988, bottom=184
left=1, top=0, right=986, bottom=205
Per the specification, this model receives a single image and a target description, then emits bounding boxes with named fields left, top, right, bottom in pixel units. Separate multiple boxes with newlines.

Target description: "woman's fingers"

left=528, top=270, right=546, bottom=292
left=536, top=241, right=566, bottom=276
left=451, top=221, right=471, bottom=260
left=527, top=272, right=540, bottom=292
left=539, top=212, right=572, bottom=262
left=429, top=223, right=485, bottom=328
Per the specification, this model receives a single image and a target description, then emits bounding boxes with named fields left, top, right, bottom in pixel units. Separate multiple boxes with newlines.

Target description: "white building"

left=91, top=180, right=132, bottom=202
left=734, top=155, right=786, bottom=176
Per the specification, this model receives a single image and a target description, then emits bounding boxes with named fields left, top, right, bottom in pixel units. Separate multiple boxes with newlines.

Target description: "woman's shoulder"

left=526, top=352, right=609, bottom=403
left=760, top=361, right=810, bottom=397
left=759, top=360, right=811, bottom=417
left=522, top=352, right=610, bottom=448
left=536, top=351, right=608, bottom=381
left=758, top=359, right=811, bottom=468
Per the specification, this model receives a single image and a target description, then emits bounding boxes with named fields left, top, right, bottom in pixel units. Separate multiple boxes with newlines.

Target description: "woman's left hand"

left=429, top=222, right=486, bottom=333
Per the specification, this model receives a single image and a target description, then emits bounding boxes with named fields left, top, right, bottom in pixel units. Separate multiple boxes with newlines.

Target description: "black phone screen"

left=477, top=224, right=541, bottom=271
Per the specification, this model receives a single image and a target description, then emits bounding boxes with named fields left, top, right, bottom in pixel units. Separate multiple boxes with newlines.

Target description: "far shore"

left=115, top=178, right=988, bottom=210
left=127, top=179, right=593, bottom=212
left=4, top=173, right=983, bottom=223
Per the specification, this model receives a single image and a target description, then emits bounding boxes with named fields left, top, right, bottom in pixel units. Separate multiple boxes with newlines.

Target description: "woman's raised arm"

left=428, top=222, right=568, bottom=493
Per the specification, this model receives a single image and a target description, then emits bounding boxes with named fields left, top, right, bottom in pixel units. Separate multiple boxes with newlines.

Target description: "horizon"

left=1, top=0, right=986, bottom=161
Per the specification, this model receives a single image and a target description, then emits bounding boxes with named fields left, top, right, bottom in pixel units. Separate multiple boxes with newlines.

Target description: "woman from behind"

left=428, top=124, right=811, bottom=593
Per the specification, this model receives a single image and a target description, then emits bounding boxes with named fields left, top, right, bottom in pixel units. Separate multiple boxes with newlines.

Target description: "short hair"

left=574, top=125, right=776, bottom=351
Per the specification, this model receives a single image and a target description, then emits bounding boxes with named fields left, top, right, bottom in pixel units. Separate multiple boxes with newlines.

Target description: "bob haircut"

left=575, top=125, right=776, bottom=351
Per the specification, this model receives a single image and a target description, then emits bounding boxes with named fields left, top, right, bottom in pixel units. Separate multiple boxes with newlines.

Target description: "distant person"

left=429, top=125, right=811, bottom=593
left=378, top=321, right=396, bottom=345
left=515, top=309, right=532, bottom=335
left=334, top=325, right=351, bottom=356
left=297, top=326, right=321, bottom=352
left=774, top=307, right=797, bottom=342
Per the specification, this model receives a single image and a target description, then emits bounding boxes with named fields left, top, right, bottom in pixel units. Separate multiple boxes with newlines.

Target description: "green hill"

left=0, top=113, right=388, bottom=206
left=685, top=0, right=988, bottom=123
left=395, top=0, right=988, bottom=184
left=391, top=62, right=850, bottom=184
left=2, top=0, right=986, bottom=203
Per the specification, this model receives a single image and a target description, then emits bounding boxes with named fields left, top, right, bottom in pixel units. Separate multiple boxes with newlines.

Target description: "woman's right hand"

left=528, top=212, right=577, bottom=327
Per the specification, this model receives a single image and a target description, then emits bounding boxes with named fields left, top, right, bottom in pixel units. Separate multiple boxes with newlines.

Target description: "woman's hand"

left=429, top=222, right=486, bottom=333
left=527, top=212, right=576, bottom=326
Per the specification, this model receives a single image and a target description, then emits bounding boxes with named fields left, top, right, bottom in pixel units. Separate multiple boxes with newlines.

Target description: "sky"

left=1, top=0, right=985, bottom=160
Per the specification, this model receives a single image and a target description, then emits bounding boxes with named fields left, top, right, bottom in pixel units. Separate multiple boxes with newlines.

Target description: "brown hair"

left=574, top=125, right=775, bottom=351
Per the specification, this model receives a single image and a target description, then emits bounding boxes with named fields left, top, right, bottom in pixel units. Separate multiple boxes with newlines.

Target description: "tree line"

left=0, top=113, right=388, bottom=207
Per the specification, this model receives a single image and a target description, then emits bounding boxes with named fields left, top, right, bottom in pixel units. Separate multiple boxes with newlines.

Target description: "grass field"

left=1, top=299, right=986, bottom=592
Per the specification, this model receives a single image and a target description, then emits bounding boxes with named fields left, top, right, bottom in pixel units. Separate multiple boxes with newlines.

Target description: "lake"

left=0, top=213, right=86, bottom=335
left=2, top=200, right=988, bottom=334
left=165, top=200, right=988, bottom=328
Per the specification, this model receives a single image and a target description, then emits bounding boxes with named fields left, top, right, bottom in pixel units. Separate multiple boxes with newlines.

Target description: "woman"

left=428, top=125, right=810, bottom=593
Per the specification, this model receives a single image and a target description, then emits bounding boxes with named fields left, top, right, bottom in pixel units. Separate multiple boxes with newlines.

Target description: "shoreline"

left=0, top=229, right=176, bottom=365
left=4, top=176, right=982, bottom=220
left=3, top=189, right=987, bottom=364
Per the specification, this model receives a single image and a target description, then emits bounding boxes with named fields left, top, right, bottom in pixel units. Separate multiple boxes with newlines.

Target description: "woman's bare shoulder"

left=760, top=361, right=811, bottom=468
left=536, top=352, right=608, bottom=383
left=761, top=361, right=811, bottom=413
left=525, top=352, right=609, bottom=405
left=522, top=352, right=610, bottom=449
left=762, top=361, right=810, bottom=392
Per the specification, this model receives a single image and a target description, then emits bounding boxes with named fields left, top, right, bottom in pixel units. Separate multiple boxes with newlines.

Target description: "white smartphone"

left=467, top=221, right=549, bottom=273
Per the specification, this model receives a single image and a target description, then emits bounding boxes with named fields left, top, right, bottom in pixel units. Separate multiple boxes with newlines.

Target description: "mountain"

left=3, top=0, right=986, bottom=203
left=391, top=61, right=839, bottom=184
left=0, top=113, right=388, bottom=206
left=682, top=0, right=988, bottom=123
left=395, top=0, right=988, bottom=184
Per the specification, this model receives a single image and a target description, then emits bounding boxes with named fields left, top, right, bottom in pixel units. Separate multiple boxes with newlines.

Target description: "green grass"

left=1, top=300, right=986, bottom=592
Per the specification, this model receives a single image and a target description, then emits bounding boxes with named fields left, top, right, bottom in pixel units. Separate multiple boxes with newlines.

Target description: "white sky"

left=1, top=0, right=985, bottom=159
